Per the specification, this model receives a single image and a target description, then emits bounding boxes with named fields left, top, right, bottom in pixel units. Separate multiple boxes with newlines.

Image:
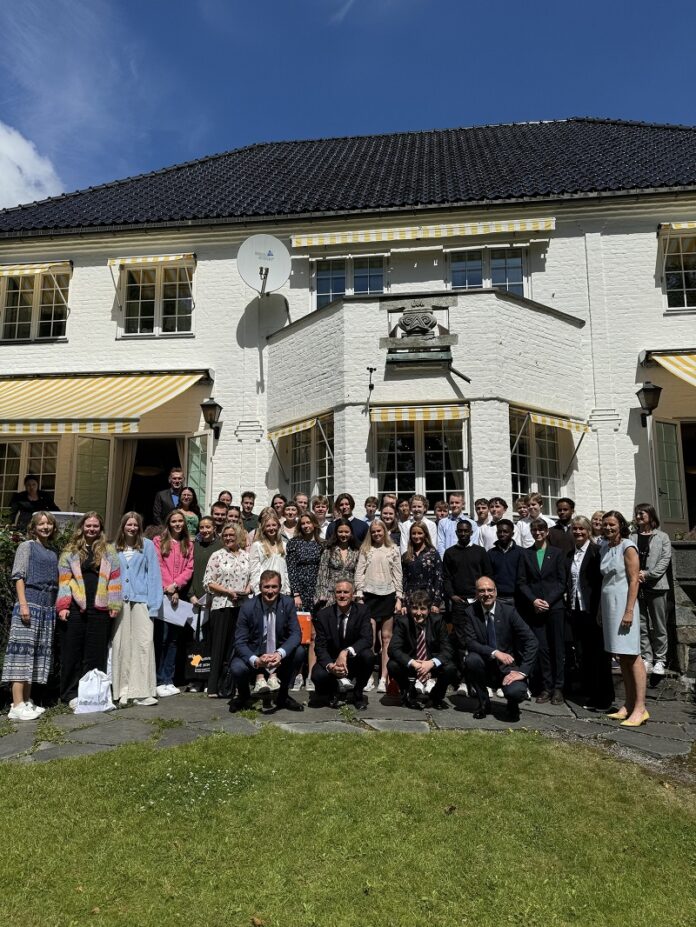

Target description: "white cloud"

left=0, top=121, right=63, bottom=209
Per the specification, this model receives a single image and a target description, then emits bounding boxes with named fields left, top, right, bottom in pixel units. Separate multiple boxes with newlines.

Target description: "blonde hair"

left=359, top=519, right=393, bottom=555
left=27, top=511, right=57, bottom=541
left=256, top=513, right=285, bottom=559
left=221, top=522, right=247, bottom=548
left=115, top=511, right=144, bottom=552
left=65, top=511, right=110, bottom=564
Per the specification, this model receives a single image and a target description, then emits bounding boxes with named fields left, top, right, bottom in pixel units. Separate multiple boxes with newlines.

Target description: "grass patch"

left=0, top=728, right=694, bottom=926
left=149, top=717, right=185, bottom=733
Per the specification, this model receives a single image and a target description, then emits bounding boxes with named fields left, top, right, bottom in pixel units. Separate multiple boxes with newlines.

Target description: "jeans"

left=154, top=619, right=183, bottom=686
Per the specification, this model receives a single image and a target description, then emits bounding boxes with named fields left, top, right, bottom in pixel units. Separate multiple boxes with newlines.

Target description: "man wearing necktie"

left=312, top=580, right=374, bottom=710
left=230, top=570, right=303, bottom=713
left=388, top=590, right=457, bottom=710
left=460, top=577, right=538, bottom=722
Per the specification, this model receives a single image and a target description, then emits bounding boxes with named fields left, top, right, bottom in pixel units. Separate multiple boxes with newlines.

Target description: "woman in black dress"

left=402, top=521, right=444, bottom=613
left=287, top=512, right=324, bottom=689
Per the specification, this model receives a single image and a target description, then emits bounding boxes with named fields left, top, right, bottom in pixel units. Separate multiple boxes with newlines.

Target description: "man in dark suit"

left=388, top=590, right=457, bottom=710
left=229, top=570, right=303, bottom=712
left=312, top=580, right=374, bottom=710
left=517, top=518, right=569, bottom=705
left=152, top=466, right=184, bottom=525
left=548, top=497, right=576, bottom=554
left=461, top=577, right=538, bottom=722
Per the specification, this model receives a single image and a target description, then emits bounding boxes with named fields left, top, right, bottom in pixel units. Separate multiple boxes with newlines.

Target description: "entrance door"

left=123, top=437, right=181, bottom=526
left=653, top=419, right=688, bottom=535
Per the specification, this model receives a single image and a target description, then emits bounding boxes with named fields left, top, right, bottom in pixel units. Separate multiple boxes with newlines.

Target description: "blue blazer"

left=234, top=594, right=302, bottom=667
left=118, top=539, right=163, bottom=616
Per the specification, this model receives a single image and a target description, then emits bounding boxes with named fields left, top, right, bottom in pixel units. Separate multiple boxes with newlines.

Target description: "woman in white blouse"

left=249, top=513, right=290, bottom=594
left=203, top=523, right=250, bottom=697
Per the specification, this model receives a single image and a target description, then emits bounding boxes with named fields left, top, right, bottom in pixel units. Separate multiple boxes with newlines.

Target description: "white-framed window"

left=0, top=271, right=70, bottom=341
left=120, top=264, right=194, bottom=336
left=449, top=248, right=525, bottom=297
left=289, top=416, right=334, bottom=500
left=314, top=256, right=386, bottom=308
left=372, top=419, right=465, bottom=509
left=664, top=235, right=696, bottom=309
left=0, top=440, right=58, bottom=518
left=509, top=411, right=561, bottom=512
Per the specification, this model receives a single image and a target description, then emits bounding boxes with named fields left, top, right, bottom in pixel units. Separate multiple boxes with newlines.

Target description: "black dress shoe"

left=505, top=703, right=521, bottom=722
left=275, top=695, right=304, bottom=712
left=550, top=689, right=565, bottom=706
left=426, top=698, right=449, bottom=710
left=535, top=690, right=551, bottom=704
left=352, top=696, right=368, bottom=711
left=473, top=699, right=491, bottom=720
left=229, top=697, right=253, bottom=713
left=328, top=695, right=342, bottom=709
left=401, top=695, right=423, bottom=711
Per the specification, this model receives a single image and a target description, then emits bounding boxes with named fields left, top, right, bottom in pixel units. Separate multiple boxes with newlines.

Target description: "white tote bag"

left=75, top=669, right=116, bottom=714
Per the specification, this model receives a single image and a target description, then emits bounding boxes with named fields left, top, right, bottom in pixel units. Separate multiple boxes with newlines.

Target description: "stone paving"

left=1, top=677, right=694, bottom=767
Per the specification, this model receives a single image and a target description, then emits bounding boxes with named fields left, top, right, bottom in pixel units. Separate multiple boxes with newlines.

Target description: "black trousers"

left=569, top=608, right=615, bottom=706
left=58, top=604, right=111, bottom=702
left=529, top=608, right=565, bottom=691
left=231, top=650, right=296, bottom=700
left=464, top=652, right=528, bottom=707
left=207, top=606, right=239, bottom=696
left=311, top=648, right=374, bottom=698
left=387, top=658, right=457, bottom=702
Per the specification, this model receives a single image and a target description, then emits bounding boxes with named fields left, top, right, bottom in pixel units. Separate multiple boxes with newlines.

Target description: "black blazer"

left=460, top=601, right=538, bottom=678
left=314, top=602, right=373, bottom=669
left=234, top=594, right=301, bottom=666
left=152, top=488, right=179, bottom=525
left=566, top=542, right=601, bottom=617
left=517, top=544, right=568, bottom=614
left=389, top=614, right=455, bottom=669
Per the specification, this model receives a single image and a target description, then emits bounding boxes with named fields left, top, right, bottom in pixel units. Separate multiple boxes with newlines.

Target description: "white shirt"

left=570, top=540, right=590, bottom=611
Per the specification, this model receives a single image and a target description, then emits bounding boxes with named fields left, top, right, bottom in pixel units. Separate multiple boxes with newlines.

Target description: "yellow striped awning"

left=370, top=405, right=469, bottom=423
left=652, top=353, right=696, bottom=388
left=0, top=372, right=204, bottom=435
left=267, top=418, right=317, bottom=441
left=530, top=413, right=590, bottom=434
left=292, top=218, right=555, bottom=249
left=0, top=261, right=71, bottom=278
left=107, top=253, right=195, bottom=267
left=660, top=222, right=696, bottom=231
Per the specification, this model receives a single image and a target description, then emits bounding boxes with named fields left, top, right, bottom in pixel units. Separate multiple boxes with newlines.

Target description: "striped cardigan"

left=56, top=546, right=123, bottom=614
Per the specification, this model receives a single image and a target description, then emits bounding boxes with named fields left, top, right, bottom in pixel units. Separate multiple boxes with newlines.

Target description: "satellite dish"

left=237, top=234, right=291, bottom=297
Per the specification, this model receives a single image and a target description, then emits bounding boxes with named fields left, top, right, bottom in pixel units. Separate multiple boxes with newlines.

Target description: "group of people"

left=2, top=465, right=673, bottom=730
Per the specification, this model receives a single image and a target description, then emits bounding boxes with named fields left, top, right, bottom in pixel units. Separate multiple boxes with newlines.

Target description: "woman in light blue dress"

left=599, top=510, right=647, bottom=727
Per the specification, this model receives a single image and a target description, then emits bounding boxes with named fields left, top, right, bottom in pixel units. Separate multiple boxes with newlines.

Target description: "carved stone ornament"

left=397, top=301, right=438, bottom=338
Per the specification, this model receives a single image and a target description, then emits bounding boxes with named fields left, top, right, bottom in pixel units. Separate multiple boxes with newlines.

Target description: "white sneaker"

left=495, top=688, right=504, bottom=698
left=156, top=685, right=174, bottom=698
left=642, top=658, right=653, bottom=675
left=424, top=678, right=436, bottom=694
left=266, top=674, right=281, bottom=692
left=253, top=678, right=271, bottom=695
left=291, top=674, right=303, bottom=691
left=364, top=675, right=376, bottom=692
left=8, top=702, right=41, bottom=721
left=134, top=696, right=158, bottom=707
left=118, top=696, right=129, bottom=707
left=337, top=676, right=355, bottom=692
left=166, top=684, right=180, bottom=696
left=26, top=699, right=45, bottom=715
left=69, top=697, right=79, bottom=710
left=305, top=678, right=315, bottom=692
left=456, top=682, right=469, bottom=696
left=652, top=660, right=666, bottom=676
left=377, top=677, right=387, bottom=694
left=414, top=680, right=425, bottom=694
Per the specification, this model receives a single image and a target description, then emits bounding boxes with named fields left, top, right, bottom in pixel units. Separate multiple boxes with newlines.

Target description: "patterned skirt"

left=1, top=602, right=55, bottom=685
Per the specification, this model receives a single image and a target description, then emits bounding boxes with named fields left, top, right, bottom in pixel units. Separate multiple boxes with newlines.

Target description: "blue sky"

left=1, top=0, right=695, bottom=208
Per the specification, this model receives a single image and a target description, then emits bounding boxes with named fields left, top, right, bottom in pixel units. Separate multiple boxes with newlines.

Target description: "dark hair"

left=556, top=497, right=575, bottom=509
left=634, top=503, right=660, bottom=529
left=23, top=473, right=40, bottom=486
left=259, top=569, right=282, bottom=586
left=474, top=497, right=489, bottom=508
left=198, top=516, right=214, bottom=526
left=364, top=496, right=379, bottom=506
left=228, top=505, right=242, bottom=515
left=529, top=517, right=549, bottom=532
left=297, top=511, right=321, bottom=542
left=327, top=517, right=358, bottom=550
left=335, top=492, right=355, bottom=509
left=180, top=486, right=201, bottom=517
left=217, top=490, right=233, bottom=502
left=496, top=518, right=515, bottom=531
left=603, top=510, right=631, bottom=538
left=169, top=466, right=183, bottom=475
left=241, top=490, right=256, bottom=501
left=410, top=590, right=432, bottom=610
left=271, top=493, right=287, bottom=507
left=488, top=496, right=508, bottom=508
left=210, top=501, right=228, bottom=514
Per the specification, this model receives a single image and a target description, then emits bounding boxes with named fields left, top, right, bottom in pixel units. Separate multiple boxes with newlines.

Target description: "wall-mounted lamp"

left=636, top=381, right=662, bottom=427
left=200, top=397, right=223, bottom=440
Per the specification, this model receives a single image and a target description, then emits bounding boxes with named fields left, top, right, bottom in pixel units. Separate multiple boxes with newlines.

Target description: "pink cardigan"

left=153, top=535, right=194, bottom=590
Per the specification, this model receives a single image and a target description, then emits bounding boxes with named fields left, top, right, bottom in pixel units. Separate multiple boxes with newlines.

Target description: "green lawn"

left=1, top=728, right=694, bottom=927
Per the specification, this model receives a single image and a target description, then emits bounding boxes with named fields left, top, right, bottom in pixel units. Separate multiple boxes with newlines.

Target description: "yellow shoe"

left=606, top=708, right=628, bottom=720
left=620, top=711, right=650, bottom=727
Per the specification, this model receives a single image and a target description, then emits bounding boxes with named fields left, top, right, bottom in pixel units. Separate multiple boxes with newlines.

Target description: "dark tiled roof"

left=3, top=117, right=696, bottom=235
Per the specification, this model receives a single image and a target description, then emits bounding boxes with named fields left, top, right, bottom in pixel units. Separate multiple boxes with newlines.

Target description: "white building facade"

left=0, top=119, right=694, bottom=534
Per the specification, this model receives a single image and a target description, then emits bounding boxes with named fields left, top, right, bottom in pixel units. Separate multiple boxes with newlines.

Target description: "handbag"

left=185, top=609, right=211, bottom=681
left=75, top=669, right=116, bottom=714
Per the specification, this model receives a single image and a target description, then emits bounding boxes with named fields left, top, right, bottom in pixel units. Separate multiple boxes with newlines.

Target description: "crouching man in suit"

left=461, top=577, right=538, bottom=722
left=312, top=580, right=374, bottom=710
left=388, top=590, right=458, bottom=710
left=230, top=569, right=303, bottom=713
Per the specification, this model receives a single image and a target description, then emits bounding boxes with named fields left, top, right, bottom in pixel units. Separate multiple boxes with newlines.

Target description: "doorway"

left=681, top=422, right=696, bottom=533
left=123, top=438, right=181, bottom=526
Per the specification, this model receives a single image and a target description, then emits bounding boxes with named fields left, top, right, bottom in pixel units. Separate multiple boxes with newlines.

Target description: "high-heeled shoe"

left=606, top=708, right=628, bottom=720
left=620, top=711, right=650, bottom=727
